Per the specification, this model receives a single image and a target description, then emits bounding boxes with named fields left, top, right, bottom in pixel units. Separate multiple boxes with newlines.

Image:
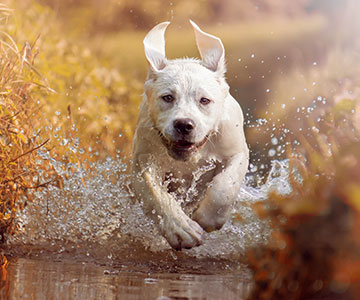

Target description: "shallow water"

left=3, top=257, right=253, bottom=300
left=2, top=151, right=292, bottom=299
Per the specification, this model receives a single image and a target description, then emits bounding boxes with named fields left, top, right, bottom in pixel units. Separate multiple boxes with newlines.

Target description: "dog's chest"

left=161, top=159, right=221, bottom=213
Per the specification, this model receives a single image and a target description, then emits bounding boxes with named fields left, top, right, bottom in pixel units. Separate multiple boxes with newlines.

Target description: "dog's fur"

left=131, top=21, right=249, bottom=250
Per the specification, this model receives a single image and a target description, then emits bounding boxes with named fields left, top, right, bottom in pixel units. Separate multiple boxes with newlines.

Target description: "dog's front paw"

left=161, top=213, right=204, bottom=250
left=192, top=203, right=229, bottom=232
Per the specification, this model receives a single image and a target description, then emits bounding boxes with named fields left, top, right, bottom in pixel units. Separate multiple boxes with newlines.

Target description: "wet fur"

left=131, top=21, right=249, bottom=250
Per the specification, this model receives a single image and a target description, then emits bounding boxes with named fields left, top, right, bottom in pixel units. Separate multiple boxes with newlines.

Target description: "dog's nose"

left=173, top=118, right=195, bottom=135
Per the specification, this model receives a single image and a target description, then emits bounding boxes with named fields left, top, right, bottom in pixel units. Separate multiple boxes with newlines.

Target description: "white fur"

left=131, top=21, right=249, bottom=250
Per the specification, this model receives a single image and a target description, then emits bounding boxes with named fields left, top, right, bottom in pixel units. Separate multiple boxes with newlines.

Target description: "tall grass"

left=4, top=0, right=143, bottom=159
left=0, top=10, right=52, bottom=238
left=0, top=0, right=142, bottom=242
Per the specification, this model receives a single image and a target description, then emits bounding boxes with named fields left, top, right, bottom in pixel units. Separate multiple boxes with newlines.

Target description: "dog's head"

left=143, top=21, right=229, bottom=161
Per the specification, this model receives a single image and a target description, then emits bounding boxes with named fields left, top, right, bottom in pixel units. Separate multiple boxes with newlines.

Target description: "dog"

left=131, top=21, right=249, bottom=250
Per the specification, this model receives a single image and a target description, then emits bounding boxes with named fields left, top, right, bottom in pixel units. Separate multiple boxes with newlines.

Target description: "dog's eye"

left=162, top=95, right=174, bottom=103
left=200, top=97, right=211, bottom=105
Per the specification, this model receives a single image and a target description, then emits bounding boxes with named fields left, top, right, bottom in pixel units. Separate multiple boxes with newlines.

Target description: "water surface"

left=4, top=257, right=253, bottom=300
left=2, top=154, right=291, bottom=299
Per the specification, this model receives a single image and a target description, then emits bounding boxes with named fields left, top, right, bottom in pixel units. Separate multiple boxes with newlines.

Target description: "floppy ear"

left=143, top=22, right=170, bottom=72
left=190, top=20, right=226, bottom=75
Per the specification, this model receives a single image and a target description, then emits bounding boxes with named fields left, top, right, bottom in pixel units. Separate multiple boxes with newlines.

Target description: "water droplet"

left=250, top=164, right=258, bottom=172
left=268, top=149, right=276, bottom=157
left=271, top=137, right=278, bottom=145
left=69, top=146, right=77, bottom=153
left=312, top=126, right=319, bottom=133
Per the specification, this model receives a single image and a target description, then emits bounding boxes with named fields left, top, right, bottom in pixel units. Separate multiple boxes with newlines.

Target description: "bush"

left=248, top=95, right=360, bottom=299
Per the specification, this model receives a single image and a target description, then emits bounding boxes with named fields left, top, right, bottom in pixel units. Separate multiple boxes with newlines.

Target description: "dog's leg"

left=132, top=156, right=204, bottom=250
left=192, top=152, right=248, bottom=232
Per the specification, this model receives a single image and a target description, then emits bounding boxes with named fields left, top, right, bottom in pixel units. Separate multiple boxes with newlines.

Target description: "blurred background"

left=4, top=0, right=359, bottom=167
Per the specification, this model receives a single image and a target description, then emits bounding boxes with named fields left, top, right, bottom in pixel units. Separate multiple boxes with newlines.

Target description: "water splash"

left=6, top=146, right=292, bottom=267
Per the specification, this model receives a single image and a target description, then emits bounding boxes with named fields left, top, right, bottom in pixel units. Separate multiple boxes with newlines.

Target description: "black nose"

left=173, top=118, right=195, bottom=135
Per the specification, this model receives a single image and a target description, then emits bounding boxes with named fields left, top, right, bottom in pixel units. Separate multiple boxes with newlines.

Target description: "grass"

left=0, top=13, right=53, bottom=238
left=5, top=0, right=144, bottom=159
left=0, top=0, right=141, bottom=240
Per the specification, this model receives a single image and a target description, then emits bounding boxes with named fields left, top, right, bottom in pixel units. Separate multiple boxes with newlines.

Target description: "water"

left=2, top=147, right=292, bottom=299
left=4, top=257, right=253, bottom=300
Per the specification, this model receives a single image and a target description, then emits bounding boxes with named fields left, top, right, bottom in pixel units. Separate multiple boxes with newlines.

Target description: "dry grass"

left=0, top=0, right=145, bottom=247
left=0, top=25, right=56, bottom=238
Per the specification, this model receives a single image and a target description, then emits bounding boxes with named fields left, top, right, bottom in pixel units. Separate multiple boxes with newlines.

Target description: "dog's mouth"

left=155, top=128, right=209, bottom=161
left=173, top=139, right=195, bottom=150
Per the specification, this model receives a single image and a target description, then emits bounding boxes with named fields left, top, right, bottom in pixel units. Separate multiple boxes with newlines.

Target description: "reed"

left=0, top=19, right=52, bottom=238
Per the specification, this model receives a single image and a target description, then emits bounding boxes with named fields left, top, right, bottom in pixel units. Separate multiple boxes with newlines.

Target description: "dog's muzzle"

left=155, top=128, right=209, bottom=161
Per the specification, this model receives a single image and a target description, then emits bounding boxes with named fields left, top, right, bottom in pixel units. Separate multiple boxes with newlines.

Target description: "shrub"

left=248, top=95, right=360, bottom=299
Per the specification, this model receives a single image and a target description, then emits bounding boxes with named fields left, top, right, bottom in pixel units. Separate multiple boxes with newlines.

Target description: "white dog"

left=131, top=21, right=249, bottom=250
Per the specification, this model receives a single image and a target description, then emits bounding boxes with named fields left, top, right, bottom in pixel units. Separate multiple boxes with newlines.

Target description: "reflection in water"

left=5, top=258, right=252, bottom=300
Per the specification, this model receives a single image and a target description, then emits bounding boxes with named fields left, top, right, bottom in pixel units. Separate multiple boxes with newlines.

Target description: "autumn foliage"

left=0, top=16, right=51, bottom=238
left=249, top=100, right=360, bottom=299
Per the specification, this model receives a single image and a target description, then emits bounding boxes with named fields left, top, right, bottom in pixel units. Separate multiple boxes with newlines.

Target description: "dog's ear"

left=190, top=20, right=226, bottom=76
left=143, top=22, right=170, bottom=73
